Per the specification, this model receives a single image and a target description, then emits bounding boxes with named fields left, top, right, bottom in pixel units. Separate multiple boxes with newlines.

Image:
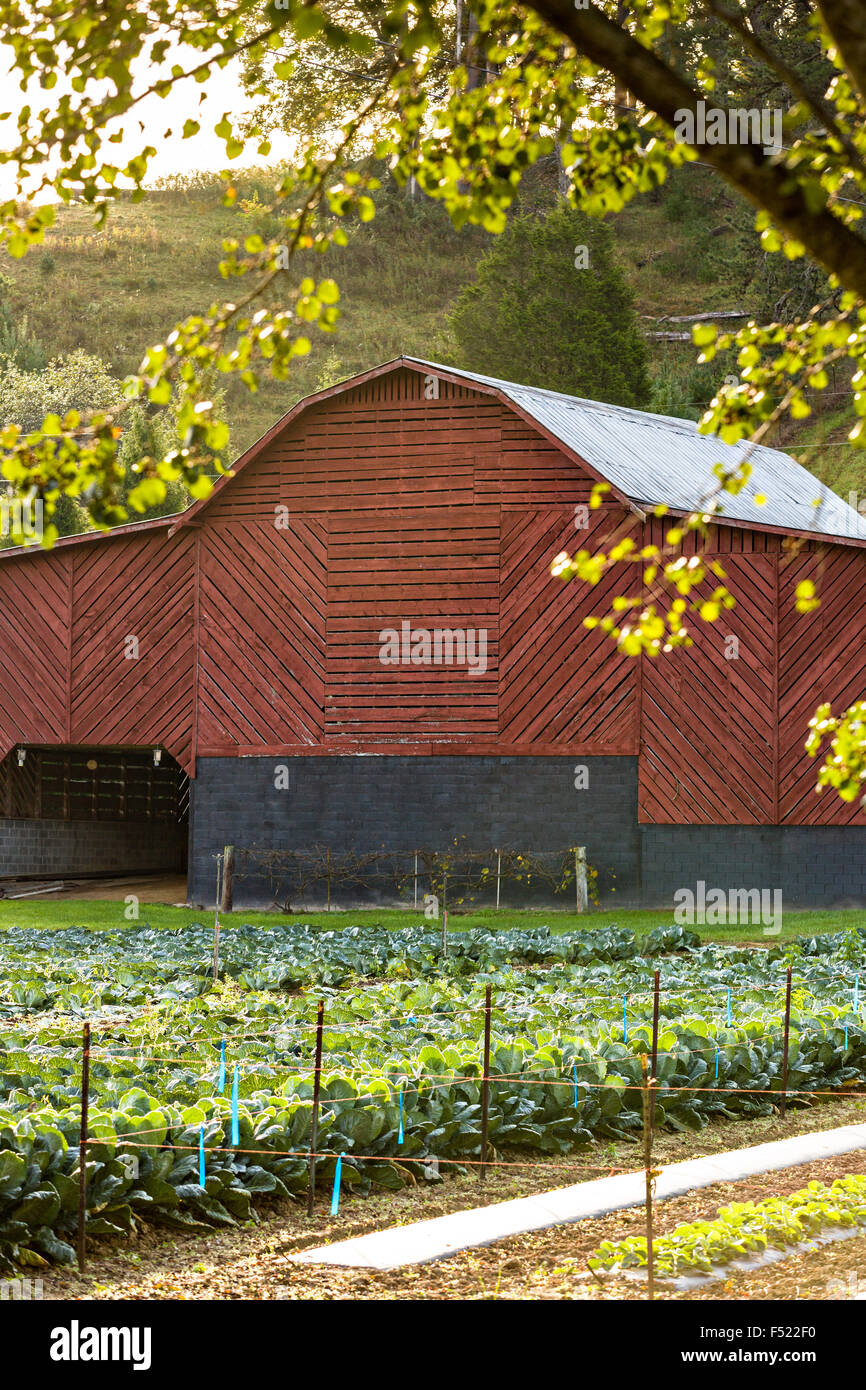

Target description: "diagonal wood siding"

left=779, top=545, right=866, bottom=825
left=69, top=534, right=196, bottom=773
left=0, top=549, right=71, bottom=756
left=500, top=508, right=638, bottom=748
left=639, top=555, right=777, bottom=825
left=197, top=518, right=327, bottom=750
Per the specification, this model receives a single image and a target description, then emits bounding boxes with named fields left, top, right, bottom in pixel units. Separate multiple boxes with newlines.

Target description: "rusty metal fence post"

left=480, top=984, right=492, bottom=1179
left=641, top=1053, right=656, bottom=1301
left=307, top=1001, right=325, bottom=1215
left=650, top=970, right=660, bottom=1130
left=780, top=965, right=793, bottom=1121
left=77, top=1019, right=91, bottom=1271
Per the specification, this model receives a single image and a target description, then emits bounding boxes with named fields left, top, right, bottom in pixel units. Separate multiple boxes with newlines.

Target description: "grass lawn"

left=0, top=899, right=863, bottom=943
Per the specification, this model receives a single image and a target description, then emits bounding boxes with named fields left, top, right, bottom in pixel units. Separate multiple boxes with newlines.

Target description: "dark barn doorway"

left=0, top=746, right=189, bottom=890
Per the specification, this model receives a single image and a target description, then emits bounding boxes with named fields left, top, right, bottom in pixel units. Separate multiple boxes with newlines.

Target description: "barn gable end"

left=184, top=363, right=640, bottom=755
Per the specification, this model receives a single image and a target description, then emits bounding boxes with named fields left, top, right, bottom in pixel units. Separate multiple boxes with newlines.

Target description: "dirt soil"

left=39, top=1096, right=866, bottom=1301
left=14, top=874, right=188, bottom=904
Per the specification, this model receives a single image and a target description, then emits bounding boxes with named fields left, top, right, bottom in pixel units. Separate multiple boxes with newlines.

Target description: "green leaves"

left=0, top=1150, right=26, bottom=1199
left=589, top=1177, right=866, bottom=1279
left=806, top=700, right=866, bottom=799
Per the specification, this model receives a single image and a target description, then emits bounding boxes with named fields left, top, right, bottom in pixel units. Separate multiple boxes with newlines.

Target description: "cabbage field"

left=0, top=919, right=864, bottom=1274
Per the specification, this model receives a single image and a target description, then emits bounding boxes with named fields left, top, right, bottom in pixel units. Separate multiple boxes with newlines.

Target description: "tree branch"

left=818, top=0, right=866, bottom=103
left=703, top=0, right=866, bottom=182
left=524, top=0, right=866, bottom=301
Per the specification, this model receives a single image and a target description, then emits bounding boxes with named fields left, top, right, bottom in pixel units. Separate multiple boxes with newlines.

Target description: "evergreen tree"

left=447, top=203, right=650, bottom=407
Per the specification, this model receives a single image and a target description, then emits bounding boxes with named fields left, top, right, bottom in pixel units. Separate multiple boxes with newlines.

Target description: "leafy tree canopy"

left=0, top=350, right=122, bottom=438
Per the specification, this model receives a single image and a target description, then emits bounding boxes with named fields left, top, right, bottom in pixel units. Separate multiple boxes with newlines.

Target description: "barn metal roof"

left=405, top=357, right=866, bottom=542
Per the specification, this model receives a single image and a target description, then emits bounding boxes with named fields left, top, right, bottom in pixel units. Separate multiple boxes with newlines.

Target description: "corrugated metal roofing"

left=405, top=357, right=866, bottom=542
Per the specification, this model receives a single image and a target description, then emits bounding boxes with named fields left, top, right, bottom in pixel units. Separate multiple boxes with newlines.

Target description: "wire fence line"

left=61, top=998, right=866, bottom=1293
left=233, top=844, right=594, bottom=913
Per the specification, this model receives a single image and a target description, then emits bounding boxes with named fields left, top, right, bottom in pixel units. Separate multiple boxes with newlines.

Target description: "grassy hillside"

left=1, top=161, right=859, bottom=490
left=1, top=174, right=490, bottom=456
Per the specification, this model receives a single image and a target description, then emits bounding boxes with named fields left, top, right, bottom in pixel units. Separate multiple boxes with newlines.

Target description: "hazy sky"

left=0, top=35, right=295, bottom=201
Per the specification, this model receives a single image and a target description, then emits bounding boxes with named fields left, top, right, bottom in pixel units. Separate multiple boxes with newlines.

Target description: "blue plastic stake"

left=398, top=1086, right=404, bottom=1145
left=845, top=1025, right=849, bottom=1051
left=623, top=995, right=628, bottom=1042
left=231, top=1065, right=239, bottom=1147
left=573, top=1064, right=578, bottom=1108
left=199, top=1125, right=205, bottom=1187
left=218, top=1040, right=225, bottom=1094
left=330, top=1153, right=345, bottom=1216
left=715, top=1048, right=719, bottom=1080
left=726, top=989, right=732, bottom=1027
left=855, top=975, right=860, bottom=1014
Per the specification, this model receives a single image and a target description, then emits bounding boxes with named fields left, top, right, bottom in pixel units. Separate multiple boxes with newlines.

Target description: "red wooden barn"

left=1, top=355, right=865, bottom=908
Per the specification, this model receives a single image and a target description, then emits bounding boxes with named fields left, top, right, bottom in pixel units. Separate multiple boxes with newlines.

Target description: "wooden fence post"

left=650, top=970, right=660, bottom=1130
left=575, top=847, right=588, bottom=914
left=220, top=845, right=235, bottom=914
left=212, top=852, right=223, bottom=983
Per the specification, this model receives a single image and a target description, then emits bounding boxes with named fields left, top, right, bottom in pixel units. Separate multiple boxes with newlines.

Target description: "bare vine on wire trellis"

left=233, top=840, right=601, bottom=913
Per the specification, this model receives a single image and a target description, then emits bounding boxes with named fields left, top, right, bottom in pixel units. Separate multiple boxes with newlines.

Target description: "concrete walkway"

left=295, top=1121, right=866, bottom=1270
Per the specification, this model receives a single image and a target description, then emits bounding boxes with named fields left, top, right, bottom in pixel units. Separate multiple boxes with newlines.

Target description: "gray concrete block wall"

left=0, top=818, right=186, bottom=878
left=639, top=824, right=866, bottom=910
left=188, top=755, right=640, bottom=908
left=188, top=755, right=866, bottom=911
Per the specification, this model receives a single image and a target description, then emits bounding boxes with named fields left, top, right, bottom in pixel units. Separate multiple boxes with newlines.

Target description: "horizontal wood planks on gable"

left=203, top=370, right=591, bottom=522
left=203, top=374, right=490, bottom=520
left=325, top=510, right=499, bottom=739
